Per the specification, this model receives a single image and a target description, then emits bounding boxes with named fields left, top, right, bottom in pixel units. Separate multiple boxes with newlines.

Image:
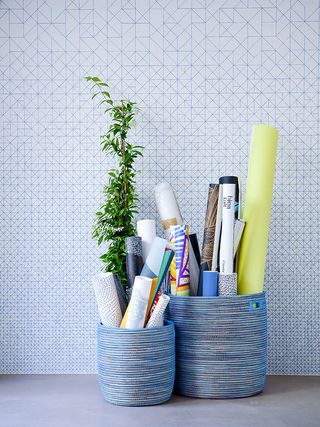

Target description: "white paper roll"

left=154, top=182, right=183, bottom=232
left=146, top=294, right=170, bottom=328
left=92, top=273, right=122, bottom=327
left=219, top=183, right=235, bottom=274
left=126, top=276, right=153, bottom=329
left=137, top=219, right=156, bottom=262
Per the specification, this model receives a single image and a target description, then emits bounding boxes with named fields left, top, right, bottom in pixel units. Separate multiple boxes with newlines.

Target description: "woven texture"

left=167, top=293, right=267, bottom=399
left=92, top=273, right=122, bottom=328
left=97, top=320, right=175, bottom=406
left=218, top=273, right=238, bottom=296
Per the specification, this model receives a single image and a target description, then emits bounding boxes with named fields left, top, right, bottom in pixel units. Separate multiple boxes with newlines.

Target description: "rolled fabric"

left=92, top=273, right=122, bottom=327
left=113, top=274, right=128, bottom=316
left=137, top=219, right=156, bottom=262
left=198, top=184, right=219, bottom=295
left=146, top=294, right=170, bottom=328
left=218, top=273, right=238, bottom=296
left=141, top=236, right=167, bottom=279
left=125, top=236, right=144, bottom=291
left=237, top=125, right=278, bottom=294
left=154, top=182, right=199, bottom=295
left=124, top=276, right=153, bottom=329
left=170, top=224, right=190, bottom=297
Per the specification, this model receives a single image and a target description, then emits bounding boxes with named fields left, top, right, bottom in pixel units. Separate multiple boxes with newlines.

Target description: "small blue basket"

left=167, top=292, right=267, bottom=399
left=97, top=320, right=175, bottom=406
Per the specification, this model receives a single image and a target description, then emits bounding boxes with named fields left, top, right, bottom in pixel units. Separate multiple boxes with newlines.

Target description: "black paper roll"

left=189, top=233, right=201, bottom=266
left=113, top=274, right=129, bottom=316
left=125, top=236, right=144, bottom=291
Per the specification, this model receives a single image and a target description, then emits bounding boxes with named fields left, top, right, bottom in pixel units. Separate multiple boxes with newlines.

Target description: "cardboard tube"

left=237, top=124, right=278, bottom=294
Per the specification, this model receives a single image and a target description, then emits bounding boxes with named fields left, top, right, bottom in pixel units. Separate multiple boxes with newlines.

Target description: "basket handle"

left=249, top=300, right=264, bottom=311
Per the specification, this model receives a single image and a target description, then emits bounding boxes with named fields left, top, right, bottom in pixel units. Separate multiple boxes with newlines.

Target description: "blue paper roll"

left=202, top=271, right=218, bottom=296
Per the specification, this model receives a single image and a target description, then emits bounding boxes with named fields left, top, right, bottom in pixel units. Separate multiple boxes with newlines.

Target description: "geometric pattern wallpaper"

left=0, top=0, right=319, bottom=374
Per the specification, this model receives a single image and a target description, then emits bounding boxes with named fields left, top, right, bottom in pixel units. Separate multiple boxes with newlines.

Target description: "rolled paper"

left=198, top=184, right=219, bottom=295
left=154, top=182, right=183, bottom=232
left=219, top=176, right=240, bottom=219
left=233, top=220, right=245, bottom=257
left=150, top=249, right=174, bottom=305
left=237, top=124, right=278, bottom=294
left=218, top=273, right=238, bottom=296
left=219, top=182, right=235, bottom=274
left=125, top=236, right=144, bottom=291
left=170, top=224, right=190, bottom=296
left=145, top=277, right=158, bottom=323
left=146, top=294, right=170, bottom=328
left=92, top=273, right=122, bottom=327
left=137, top=219, right=156, bottom=262
left=202, top=271, right=218, bottom=296
left=154, top=182, right=199, bottom=295
left=189, top=233, right=201, bottom=266
left=140, top=236, right=168, bottom=279
left=124, top=276, right=153, bottom=329
left=211, top=185, right=223, bottom=272
left=113, top=274, right=128, bottom=316
left=169, top=231, right=177, bottom=295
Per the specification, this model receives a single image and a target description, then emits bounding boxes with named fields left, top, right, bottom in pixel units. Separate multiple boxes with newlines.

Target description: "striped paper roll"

left=146, top=294, right=170, bottom=328
left=170, top=224, right=190, bottom=297
left=92, top=273, right=122, bottom=327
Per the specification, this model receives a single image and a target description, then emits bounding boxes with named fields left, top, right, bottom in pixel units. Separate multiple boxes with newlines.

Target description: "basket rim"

left=98, top=319, right=174, bottom=334
left=169, top=292, right=265, bottom=302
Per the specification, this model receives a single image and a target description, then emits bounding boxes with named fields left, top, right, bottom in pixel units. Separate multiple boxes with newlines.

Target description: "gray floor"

left=0, top=375, right=319, bottom=427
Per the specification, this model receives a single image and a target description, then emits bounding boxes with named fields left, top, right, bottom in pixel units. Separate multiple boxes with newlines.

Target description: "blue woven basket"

left=167, top=293, right=267, bottom=399
left=97, top=320, right=175, bottom=406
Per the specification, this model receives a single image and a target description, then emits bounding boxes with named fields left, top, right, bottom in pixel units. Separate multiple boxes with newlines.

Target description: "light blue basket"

left=167, top=293, right=267, bottom=399
left=97, top=320, right=175, bottom=406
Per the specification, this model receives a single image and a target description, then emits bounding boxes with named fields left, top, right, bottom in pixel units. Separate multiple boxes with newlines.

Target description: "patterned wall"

left=0, top=0, right=319, bottom=374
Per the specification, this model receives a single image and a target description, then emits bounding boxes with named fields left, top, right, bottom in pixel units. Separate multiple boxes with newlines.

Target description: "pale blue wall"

left=0, top=0, right=319, bottom=374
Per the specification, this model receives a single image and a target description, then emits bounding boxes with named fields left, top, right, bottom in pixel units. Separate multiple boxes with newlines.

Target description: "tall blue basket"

left=97, top=320, right=175, bottom=406
left=167, top=292, right=267, bottom=399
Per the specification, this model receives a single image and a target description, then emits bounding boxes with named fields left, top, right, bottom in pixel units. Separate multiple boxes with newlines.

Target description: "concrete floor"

left=0, top=375, right=319, bottom=427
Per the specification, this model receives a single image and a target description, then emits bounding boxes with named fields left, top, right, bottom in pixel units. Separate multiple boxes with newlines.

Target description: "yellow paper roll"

left=237, top=124, right=278, bottom=294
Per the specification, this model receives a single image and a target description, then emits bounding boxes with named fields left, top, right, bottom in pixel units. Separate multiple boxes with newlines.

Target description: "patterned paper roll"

left=169, top=231, right=177, bottom=295
left=218, top=273, right=238, bottom=296
left=198, top=184, right=219, bottom=295
left=125, top=276, right=153, bottom=329
left=141, top=236, right=167, bottom=279
left=92, top=273, right=122, bottom=327
left=125, top=236, right=144, bottom=291
left=170, top=225, right=190, bottom=297
left=237, top=125, right=278, bottom=294
left=154, top=182, right=199, bottom=295
left=113, top=274, right=128, bottom=316
left=146, top=294, right=170, bottom=328
left=137, top=219, right=156, bottom=262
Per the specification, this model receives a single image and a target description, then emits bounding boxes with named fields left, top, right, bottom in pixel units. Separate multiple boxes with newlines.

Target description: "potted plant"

left=86, top=76, right=143, bottom=288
